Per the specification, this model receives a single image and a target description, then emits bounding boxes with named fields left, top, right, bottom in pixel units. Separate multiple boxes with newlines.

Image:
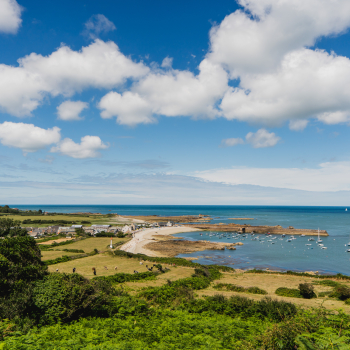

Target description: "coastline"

left=119, top=225, right=200, bottom=256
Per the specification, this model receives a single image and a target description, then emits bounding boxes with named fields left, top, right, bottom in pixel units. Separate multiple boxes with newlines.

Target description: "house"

left=166, top=221, right=174, bottom=227
left=71, top=225, right=82, bottom=229
left=158, top=222, right=167, bottom=227
left=122, top=225, right=132, bottom=233
left=58, top=227, right=76, bottom=235
left=47, top=225, right=60, bottom=234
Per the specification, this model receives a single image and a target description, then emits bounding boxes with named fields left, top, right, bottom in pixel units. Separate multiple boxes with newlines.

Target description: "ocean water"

left=12, top=205, right=350, bottom=275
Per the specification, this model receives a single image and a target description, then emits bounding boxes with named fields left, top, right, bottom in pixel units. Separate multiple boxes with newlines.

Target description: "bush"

left=313, top=280, right=342, bottom=287
left=95, top=231, right=112, bottom=237
left=275, top=287, right=302, bottom=298
left=330, top=286, right=350, bottom=300
left=62, top=249, right=85, bottom=253
left=214, top=283, right=268, bottom=295
left=299, top=283, right=316, bottom=299
left=116, top=232, right=125, bottom=238
left=93, top=272, right=156, bottom=283
left=32, top=273, right=116, bottom=325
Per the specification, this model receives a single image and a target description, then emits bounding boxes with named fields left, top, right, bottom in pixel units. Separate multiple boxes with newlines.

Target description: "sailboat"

left=316, top=228, right=322, bottom=243
left=346, top=208, right=348, bottom=212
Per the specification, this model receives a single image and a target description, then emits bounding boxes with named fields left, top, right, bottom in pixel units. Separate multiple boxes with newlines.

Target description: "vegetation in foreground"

left=1, top=236, right=350, bottom=349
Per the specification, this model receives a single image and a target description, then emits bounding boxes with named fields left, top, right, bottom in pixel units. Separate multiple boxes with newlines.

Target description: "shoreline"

left=119, top=225, right=201, bottom=256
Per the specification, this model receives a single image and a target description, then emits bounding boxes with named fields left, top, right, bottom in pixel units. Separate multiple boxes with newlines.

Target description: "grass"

left=54, top=237, right=129, bottom=252
left=1, top=214, right=136, bottom=227
left=41, top=250, right=78, bottom=261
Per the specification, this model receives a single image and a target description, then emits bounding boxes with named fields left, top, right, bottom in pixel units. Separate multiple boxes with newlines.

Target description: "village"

left=25, top=220, right=176, bottom=238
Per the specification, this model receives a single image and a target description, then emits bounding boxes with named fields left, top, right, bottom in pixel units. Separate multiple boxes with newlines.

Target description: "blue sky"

left=1, top=0, right=350, bottom=205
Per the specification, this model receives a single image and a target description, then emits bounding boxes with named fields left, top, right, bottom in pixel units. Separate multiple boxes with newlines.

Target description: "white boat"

left=305, top=244, right=312, bottom=246
left=346, top=208, right=348, bottom=212
left=347, top=249, right=350, bottom=252
left=308, top=238, right=315, bottom=241
left=321, top=247, right=327, bottom=249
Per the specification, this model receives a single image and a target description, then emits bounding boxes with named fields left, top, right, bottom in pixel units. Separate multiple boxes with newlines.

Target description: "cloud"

left=51, top=135, right=108, bottom=159
left=245, top=129, right=280, bottom=148
left=0, top=0, right=22, bottom=34
left=208, top=0, right=350, bottom=76
left=57, top=100, right=88, bottom=121
left=83, top=14, right=116, bottom=39
left=220, top=138, right=244, bottom=147
left=0, top=122, right=61, bottom=153
left=0, top=40, right=149, bottom=117
left=196, top=161, right=350, bottom=192
left=219, top=49, right=350, bottom=126
left=87, top=159, right=170, bottom=170
left=289, top=119, right=308, bottom=131
left=99, top=91, right=155, bottom=126
left=98, top=59, right=228, bottom=126
left=161, top=57, right=173, bottom=68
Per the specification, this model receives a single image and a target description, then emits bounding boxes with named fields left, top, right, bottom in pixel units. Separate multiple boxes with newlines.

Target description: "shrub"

left=299, top=283, right=316, bottom=299
left=313, top=280, right=342, bottom=287
left=62, top=249, right=85, bottom=253
left=116, top=232, right=125, bottom=238
left=318, top=291, right=332, bottom=297
left=214, top=283, right=267, bottom=295
left=93, top=272, right=156, bottom=283
left=275, top=287, right=302, bottom=298
left=32, top=273, right=116, bottom=325
left=330, top=286, right=350, bottom=300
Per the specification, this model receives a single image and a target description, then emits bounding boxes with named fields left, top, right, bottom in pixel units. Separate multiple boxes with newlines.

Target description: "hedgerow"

left=93, top=272, right=157, bottom=283
left=214, top=283, right=267, bottom=295
left=275, top=287, right=302, bottom=298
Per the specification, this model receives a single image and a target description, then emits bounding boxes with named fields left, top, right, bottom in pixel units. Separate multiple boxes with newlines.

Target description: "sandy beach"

left=120, top=226, right=200, bottom=256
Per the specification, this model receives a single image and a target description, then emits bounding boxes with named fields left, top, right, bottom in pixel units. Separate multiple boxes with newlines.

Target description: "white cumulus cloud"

left=245, top=129, right=280, bottom=148
left=98, top=59, right=228, bottom=126
left=0, top=40, right=149, bottom=117
left=99, top=91, right=155, bottom=126
left=57, top=100, right=88, bottom=121
left=289, top=119, right=308, bottom=131
left=51, top=135, right=109, bottom=159
left=0, top=0, right=22, bottom=34
left=220, top=49, right=350, bottom=126
left=0, top=122, right=61, bottom=153
left=208, top=0, right=350, bottom=76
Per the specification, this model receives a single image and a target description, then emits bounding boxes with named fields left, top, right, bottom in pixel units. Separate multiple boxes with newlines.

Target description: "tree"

left=0, top=218, right=27, bottom=237
left=0, top=236, right=48, bottom=320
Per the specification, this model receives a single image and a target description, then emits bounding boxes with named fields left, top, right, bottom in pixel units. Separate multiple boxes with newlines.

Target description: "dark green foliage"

left=32, top=273, right=116, bottom=325
left=313, top=279, right=342, bottom=287
left=298, top=283, right=316, bottom=299
left=0, top=218, right=27, bottom=237
left=318, top=291, right=332, bottom=297
left=0, top=205, right=19, bottom=214
left=22, top=219, right=83, bottom=225
left=275, top=287, right=302, bottom=298
left=95, top=231, right=112, bottom=237
left=330, top=286, right=350, bottom=300
left=93, top=272, right=157, bottom=283
left=0, top=236, right=47, bottom=296
left=214, top=283, right=268, bottom=295
left=116, top=231, right=126, bottom=238
left=61, top=248, right=85, bottom=253
left=0, top=236, right=48, bottom=320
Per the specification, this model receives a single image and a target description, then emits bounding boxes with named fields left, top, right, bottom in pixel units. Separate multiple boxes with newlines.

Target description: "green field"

left=0, top=213, right=135, bottom=227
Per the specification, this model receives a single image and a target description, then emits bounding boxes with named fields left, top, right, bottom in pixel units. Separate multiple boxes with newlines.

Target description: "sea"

left=13, top=205, right=350, bottom=275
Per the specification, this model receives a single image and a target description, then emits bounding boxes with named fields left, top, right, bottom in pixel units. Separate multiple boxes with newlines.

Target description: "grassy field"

left=41, top=250, right=78, bottom=261
left=0, top=213, right=137, bottom=227
left=42, top=237, right=350, bottom=312
left=53, top=237, right=129, bottom=252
